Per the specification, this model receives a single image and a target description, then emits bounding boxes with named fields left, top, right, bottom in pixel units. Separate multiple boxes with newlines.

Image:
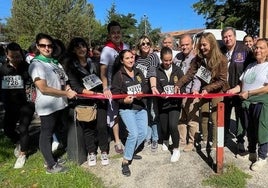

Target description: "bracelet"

left=151, top=86, right=156, bottom=88
left=103, top=87, right=110, bottom=92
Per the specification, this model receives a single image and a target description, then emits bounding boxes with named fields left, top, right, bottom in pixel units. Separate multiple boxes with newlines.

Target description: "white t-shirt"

left=240, top=61, right=268, bottom=91
left=28, top=59, right=68, bottom=116
left=99, top=43, right=128, bottom=87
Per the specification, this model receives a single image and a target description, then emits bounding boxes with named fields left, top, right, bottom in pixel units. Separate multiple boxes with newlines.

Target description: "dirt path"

left=81, top=140, right=268, bottom=188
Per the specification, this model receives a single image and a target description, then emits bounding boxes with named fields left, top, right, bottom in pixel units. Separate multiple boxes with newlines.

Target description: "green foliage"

left=202, top=163, right=252, bottom=188
left=0, top=132, right=104, bottom=188
left=192, top=0, right=260, bottom=35
left=3, top=1, right=161, bottom=49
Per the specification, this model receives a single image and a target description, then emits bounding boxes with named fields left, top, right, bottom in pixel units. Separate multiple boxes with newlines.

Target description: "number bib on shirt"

left=196, top=66, right=211, bottom=84
left=136, top=64, right=148, bottom=78
left=164, top=85, right=174, bottom=94
left=1, top=75, right=24, bottom=89
left=82, top=74, right=102, bottom=90
left=127, top=84, right=142, bottom=94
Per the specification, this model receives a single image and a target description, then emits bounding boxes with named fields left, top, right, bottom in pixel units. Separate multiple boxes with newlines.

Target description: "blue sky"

left=0, top=0, right=206, bottom=32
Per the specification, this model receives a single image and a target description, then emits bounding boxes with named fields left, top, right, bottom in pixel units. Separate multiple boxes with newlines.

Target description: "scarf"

left=105, top=40, right=123, bottom=53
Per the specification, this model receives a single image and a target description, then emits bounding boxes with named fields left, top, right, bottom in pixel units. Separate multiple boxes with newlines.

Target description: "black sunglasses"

left=141, top=42, right=151, bottom=46
left=38, top=43, right=53, bottom=49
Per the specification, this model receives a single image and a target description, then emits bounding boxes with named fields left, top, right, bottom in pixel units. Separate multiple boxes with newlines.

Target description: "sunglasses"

left=38, top=44, right=53, bottom=49
left=141, top=42, right=151, bottom=46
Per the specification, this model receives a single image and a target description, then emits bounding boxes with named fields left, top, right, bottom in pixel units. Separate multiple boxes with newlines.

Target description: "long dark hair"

left=112, top=49, right=132, bottom=76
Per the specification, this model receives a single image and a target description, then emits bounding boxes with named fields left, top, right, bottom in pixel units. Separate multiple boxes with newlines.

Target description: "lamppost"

left=144, top=14, right=148, bottom=35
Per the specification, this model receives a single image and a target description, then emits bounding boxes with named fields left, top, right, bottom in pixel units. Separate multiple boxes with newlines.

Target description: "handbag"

left=75, top=104, right=97, bottom=122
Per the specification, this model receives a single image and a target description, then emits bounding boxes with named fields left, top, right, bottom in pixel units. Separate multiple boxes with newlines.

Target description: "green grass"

left=0, top=133, right=105, bottom=188
left=202, top=163, right=252, bottom=188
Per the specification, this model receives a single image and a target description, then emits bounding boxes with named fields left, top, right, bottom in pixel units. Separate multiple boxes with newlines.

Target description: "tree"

left=192, top=0, right=260, bottom=36
left=5, top=0, right=99, bottom=49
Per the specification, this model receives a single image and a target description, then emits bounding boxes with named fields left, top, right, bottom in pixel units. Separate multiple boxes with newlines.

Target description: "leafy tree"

left=192, top=0, right=260, bottom=36
left=5, top=0, right=98, bottom=49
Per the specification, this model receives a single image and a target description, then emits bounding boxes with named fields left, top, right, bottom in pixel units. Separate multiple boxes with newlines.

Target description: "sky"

left=0, top=0, right=206, bottom=32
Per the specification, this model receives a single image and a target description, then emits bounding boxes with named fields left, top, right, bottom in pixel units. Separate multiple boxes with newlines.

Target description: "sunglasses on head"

left=141, top=42, right=151, bottom=46
left=38, top=44, right=53, bottom=49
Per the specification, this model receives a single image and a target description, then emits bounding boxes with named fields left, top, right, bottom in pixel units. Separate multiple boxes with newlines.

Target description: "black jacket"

left=111, top=66, right=149, bottom=110
left=65, top=58, right=103, bottom=106
left=156, top=64, right=184, bottom=110
left=0, top=61, right=30, bottom=106
left=221, top=43, right=255, bottom=88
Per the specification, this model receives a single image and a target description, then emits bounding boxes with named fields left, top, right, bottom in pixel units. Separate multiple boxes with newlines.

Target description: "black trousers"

left=241, top=103, right=268, bottom=159
left=3, top=102, right=35, bottom=152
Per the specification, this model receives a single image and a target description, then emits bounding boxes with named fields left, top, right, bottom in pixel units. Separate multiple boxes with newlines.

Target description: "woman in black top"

left=63, top=37, right=109, bottom=167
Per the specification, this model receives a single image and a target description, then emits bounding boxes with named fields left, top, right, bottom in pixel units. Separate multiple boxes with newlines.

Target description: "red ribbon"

left=77, top=93, right=235, bottom=100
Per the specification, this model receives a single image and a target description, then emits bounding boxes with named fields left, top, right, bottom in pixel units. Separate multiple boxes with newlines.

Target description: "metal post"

left=216, top=102, right=225, bottom=174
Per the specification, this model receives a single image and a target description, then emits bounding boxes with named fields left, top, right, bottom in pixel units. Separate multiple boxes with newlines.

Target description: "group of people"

left=1, top=20, right=268, bottom=176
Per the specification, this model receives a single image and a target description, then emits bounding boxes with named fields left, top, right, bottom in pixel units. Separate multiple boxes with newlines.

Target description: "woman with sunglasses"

left=29, top=33, right=77, bottom=174
left=134, top=35, right=161, bottom=152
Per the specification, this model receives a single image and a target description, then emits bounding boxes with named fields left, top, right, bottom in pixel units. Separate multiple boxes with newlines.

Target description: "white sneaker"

left=171, top=149, right=180, bottom=162
left=52, top=141, right=59, bottom=152
left=14, top=144, right=21, bottom=158
left=14, top=155, right=26, bottom=169
left=101, top=152, right=109, bottom=166
left=251, top=158, right=267, bottom=171
left=52, top=134, right=59, bottom=152
left=162, top=143, right=169, bottom=151
left=87, top=153, right=96, bottom=166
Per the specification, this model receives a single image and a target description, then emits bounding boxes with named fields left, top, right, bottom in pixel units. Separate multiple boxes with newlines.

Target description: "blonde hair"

left=196, top=32, right=227, bottom=77
left=135, top=35, right=153, bottom=56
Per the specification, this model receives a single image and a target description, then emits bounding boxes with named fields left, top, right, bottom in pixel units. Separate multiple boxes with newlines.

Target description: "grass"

left=202, top=163, right=252, bottom=188
left=0, top=132, right=105, bottom=188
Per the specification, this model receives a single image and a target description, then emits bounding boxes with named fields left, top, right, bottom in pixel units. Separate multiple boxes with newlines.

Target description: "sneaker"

left=162, top=143, right=169, bottom=151
left=183, top=143, right=195, bottom=152
left=144, top=140, right=151, bottom=148
left=46, top=163, right=68, bottom=174
left=52, top=141, right=59, bottom=153
left=249, top=153, right=257, bottom=162
left=87, top=153, right=97, bottom=166
left=237, top=143, right=246, bottom=153
left=251, top=158, right=267, bottom=171
left=14, top=144, right=21, bottom=158
left=171, top=149, right=180, bottom=162
left=151, top=140, right=158, bottom=152
left=101, top=152, right=109, bottom=166
left=14, top=155, right=26, bottom=169
left=114, top=142, right=124, bottom=154
left=44, top=158, right=66, bottom=168
left=121, top=162, right=131, bottom=176
left=200, top=141, right=208, bottom=151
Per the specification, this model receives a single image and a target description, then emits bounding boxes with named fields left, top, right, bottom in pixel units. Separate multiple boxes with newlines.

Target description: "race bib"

left=83, top=74, right=102, bottom=90
left=163, top=85, right=174, bottom=94
left=136, top=64, right=147, bottom=78
left=127, top=84, right=142, bottom=94
left=1, top=75, right=24, bottom=89
left=196, top=66, right=211, bottom=84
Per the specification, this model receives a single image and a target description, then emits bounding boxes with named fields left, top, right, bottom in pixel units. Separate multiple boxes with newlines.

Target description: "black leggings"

left=4, top=102, right=35, bottom=152
left=159, top=108, right=180, bottom=148
left=39, top=108, right=68, bottom=168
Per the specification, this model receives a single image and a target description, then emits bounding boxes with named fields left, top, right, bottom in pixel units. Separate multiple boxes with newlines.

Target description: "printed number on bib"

left=2, top=75, right=24, bottom=89
left=196, top=66, right=211, bottom=84
left=83, top=74, right=102, bottom=90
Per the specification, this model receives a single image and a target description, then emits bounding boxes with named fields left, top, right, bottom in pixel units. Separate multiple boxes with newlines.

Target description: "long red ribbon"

left=77, top=93, right=235, bottom=100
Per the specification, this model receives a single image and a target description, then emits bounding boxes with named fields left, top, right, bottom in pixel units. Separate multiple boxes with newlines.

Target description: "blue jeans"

left=146, top=124, right=158, bottom=142
left=119, top=109, right=148, bottom=161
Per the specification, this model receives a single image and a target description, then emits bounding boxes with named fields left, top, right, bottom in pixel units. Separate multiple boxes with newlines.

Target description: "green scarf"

left=34, top=55, right=58, bottom=65
left=242, top=94, right=268, bottom=144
